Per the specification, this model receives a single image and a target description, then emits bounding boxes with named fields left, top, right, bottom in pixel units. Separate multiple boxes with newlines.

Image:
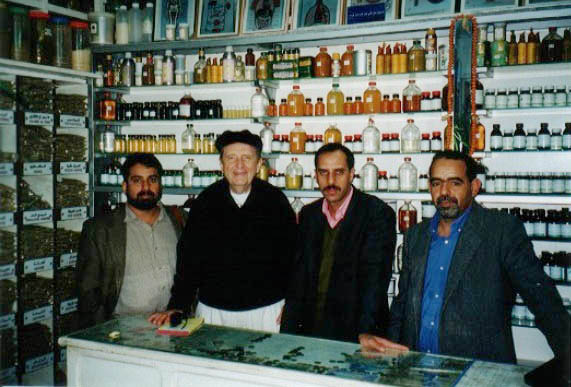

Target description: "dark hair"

left=121, top=153, right=164, bottom=181
left=314, top=143, right=355, bottom=170
left=215, top=130, right=262, bottom=158
left=429, top=151, right=488, bottom=182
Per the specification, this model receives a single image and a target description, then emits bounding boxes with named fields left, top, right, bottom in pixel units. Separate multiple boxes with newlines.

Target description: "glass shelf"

left=94, top=118, right=255, bottom=126
left=486, top=106, right=571, bottom=117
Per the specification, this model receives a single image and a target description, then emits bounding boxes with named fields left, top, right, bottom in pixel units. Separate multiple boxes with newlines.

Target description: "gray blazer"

left=77, top=204, right=185, bottom=328
left=387, top=202, right=570, bottom=363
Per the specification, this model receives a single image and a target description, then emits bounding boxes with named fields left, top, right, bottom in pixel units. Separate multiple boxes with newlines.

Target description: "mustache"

left=436, top=195, right=458, bottom=205
left=322, top=185, right=341, bottom=192
left=137, top=191, right=156, bottom=197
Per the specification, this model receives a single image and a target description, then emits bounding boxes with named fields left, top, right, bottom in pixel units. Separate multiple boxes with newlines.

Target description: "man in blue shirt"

left=382, top=151, right=569, bottom=363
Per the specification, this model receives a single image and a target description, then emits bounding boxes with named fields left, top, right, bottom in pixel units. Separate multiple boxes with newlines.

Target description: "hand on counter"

left=358, top=333, right=409, bottom=353
left=148, top=310, right=182, bottom=326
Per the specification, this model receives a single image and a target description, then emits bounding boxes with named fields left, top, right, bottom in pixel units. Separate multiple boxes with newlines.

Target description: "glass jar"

left=182, top=159, right=198, bottom=187
left=502, top=126, right=514, bottom=151
left=496, top=88, right=507, bottom=109
left=490, top=124, right=503, bottom=151
left=50, top=15, right=71, bottom=68
left=519, top=87, right=531, bottom=108
left=431, top=131, right=443, bottom=151
left=287, top=85, right=305, bottom=116
left=541, top=27, right=563, bottom=62
left=538, top=122, right=551, bottom=150
left=531, top=86, right=543, bottom=107
left=513, top=123, right=527, bottom=150
left=324, top=123, right=342, bottom=144
left=421, top=133, right=431, bottom=152
left=401, top=119, right=421, bottom=153
left=419, top=173, right=429, bottom=191
left=29, top=10, right=52, bottom=65
left=9, top=6, right=30, bottom=61
left=363, top=81, right=381, bottom=114
left=485, top=88, right=496, bottom=109
left=555, top=85, right=567, bottom=106
left=314, top=47, right=332, bottom=77
left=361, top=158, right=378, bottom=192
left=327, top=82, right=344, bottom=115
left=260, top=122, right=274, bottom=154
left=362, top=118, right=380, bottom=153
left=378, top=171, right=388, bottom=191
left=251, top=87, right=268, bottom=118
left=285, top=158, right=303, bottom=189
left=399, top=201, right=418, bottom=233
left=99, top=92, right=116, bottom=121
left=390, top=133, right=400, bottom=152
left=420, top=92, right=432, bottom=111
left=408, top=40, right=426, bottom=72
left=517, top=172, right=529, bottom=193
left=70, top=20, right=90, bottom=71
left=181, top=124, right=196, bottom=153
left=388, top=174, right=399, bottom=191
left=399, top=157, right=418, bottom=192
left=290, top=122, right=307, bottom=154
left=353, top=134, right=363, bottom=153
left=507, top=88, right=519, bottom=109
left=402, top=82, right=421, bottom=114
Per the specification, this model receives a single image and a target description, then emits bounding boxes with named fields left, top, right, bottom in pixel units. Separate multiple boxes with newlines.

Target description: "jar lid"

left=70, top=20, right=89, bottom=29
left=404, top=157, right=412, bottom=161
left=50, top=15, right=69, bottom=23
left=29, top=10, right=50, bottom=19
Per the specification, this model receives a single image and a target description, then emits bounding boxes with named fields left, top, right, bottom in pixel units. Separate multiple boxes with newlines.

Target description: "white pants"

left=196, top=300, right=284, bottom=333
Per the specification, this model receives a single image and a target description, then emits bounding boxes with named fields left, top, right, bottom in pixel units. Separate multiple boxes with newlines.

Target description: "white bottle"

left=142, top=2, right=154, bottom=43
left=260, top=122, right=274, bottom=154
left=222, top=46, right=236, bottom=82
left=183, top=159, right=198, bottom=187
left=361, top=158, right=379, bottom=192
left=251, top=87, right=268, bottom=118
left=115, top=5, right=129, bottom=44
left=128, top=2, right=143, bottom=44
left=162, top=50, right=175, bottom=86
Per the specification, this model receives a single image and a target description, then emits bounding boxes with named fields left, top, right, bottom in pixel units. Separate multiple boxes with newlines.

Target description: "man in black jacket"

left=281, top=143, right=403, bottom=351
left=150, top=130, right=297, bottom=333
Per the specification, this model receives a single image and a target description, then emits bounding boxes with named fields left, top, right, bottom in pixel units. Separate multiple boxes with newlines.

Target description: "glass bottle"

left=29, top=10, right=52, bottom=65
left=378, top=170, right=388, bottom=191
left=431, top=131, right=443, bottom=151
left=490, top=124, right=503, bottom=151
left=327, top=82, right=344, bottom=115
left=258, top=159, right=269, bottom=181
left=128, top=2, right=143, bottom=43
left=287, top=85, right=305, bottom=116
left=401, top=119, right=421, bottom=153
left=491, top=22, right=507, bottom=67
left=399, top=157, right=418, bottom=192
left=380, top=95, right=390, bottom=113
left=285, top=158, right=303, bottom=190
left=408, top=40, right=426, bottom=72
left=194, top=48, right=207, bottom=83
left=563, top=29, right=571, bottom=61
left=245, top=48, right=256, bottom=81
left=476, top=24, right=488, bottom=67
left=142, top=53, right=154, bottom=85
left=256, top=52, right=268, bottom=80
left=363, top=81, right=381, bottom=114
left=403, top=80, right=421, bottom=112
left=513, top=123, right=526, bottom=150
left=563, top=122, right=571, bottom=150
left=517, top=32, right=528, bottom=65
left=390, top=94, right=401, bottom=113
left=541, top=27, right=563, bottom=63
left=363, top=118, right=380, bottom=154
left=331, top=52, right=341, bottom=77
left=234, top=55, right=245, bottom=81
left=183, top=159, right=199, bottom=187
left=315, top=98, right=325, bottom=116
left=181, top=124, right=196, bottom=153
left=376, top=44, right=386, bottom=75
left=260, top=122, right=274, bottom=154
left=304, top=98, right=314, bottom=116
left=142, top=2, right=153, bottom=42
left=361, top=158, right=379, bottom=192
left=115, top=5, right=128, bottom=44
left=314, top=46, right=332, bottom=77
left=162, top=49, right=175, bottom=86
left=100, top=92, right=116, bottom=121
left=179, top=92, right=194, bottom=119
left=507, top=30, right=518, bottom=65
left=290, top=122, right=307, bottom=154
left=421, top=133, right=431, bottom=152
left=223, top=45, right=236, bottom=82
left=279, top=98, right=288, bottom=116
left=398, top=200, right=418, bottom=233
left=324, top=124, right=342, bottom=144
left=341, top=44, right=355, bottom=76
left=538, top=123, right=551, bottom=150
left=470, top=115, right=486, bottom=152
left=343, top=97, right=353, bottom=115
left=527, top=29, right=538, bottom=65
left=251, top=87, right=269, bottom=118
left=354, top=96, right=364, bottom=114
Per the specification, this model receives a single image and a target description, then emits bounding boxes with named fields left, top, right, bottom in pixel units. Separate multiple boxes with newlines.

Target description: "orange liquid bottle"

left=354, top=96, right=364, bottom=115
left=341, top=44, right=355, bottom=76
left=287, top=85, right=305, bottom=116
left=380, top=94, right=390, bottom=113
left=315, top=97, right=325, bottom=116
left=279, top=99, right=288, bottom=116
left=391, top=44, right=400, bottom=74
left=376, top=44, right=385, bottom=75
left=290, top=122, right=307, bottom=154
left=343, top=96, right=353, bottom=115
left=363, top=81, right=381, bottom=114
left=385, top=45, right=392, bottom=74
left=304, top=98, right=313, bottom=116
left=327, top=83, right=344, bottom=115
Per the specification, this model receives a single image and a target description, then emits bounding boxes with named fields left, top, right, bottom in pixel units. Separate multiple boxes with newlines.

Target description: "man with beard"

left=382, top=150, right=570, bottom=363
left=77, top=153, right=185, bottom=328
left=149, top=130, right=296, bottom=333
left=281, top=143, right=403, bottom=352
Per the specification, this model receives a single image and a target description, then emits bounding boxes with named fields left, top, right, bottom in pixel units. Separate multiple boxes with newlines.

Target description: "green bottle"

left=491, top=22, right=507, bottom=67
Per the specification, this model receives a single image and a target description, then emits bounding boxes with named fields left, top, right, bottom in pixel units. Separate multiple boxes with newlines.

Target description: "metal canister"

left=354, top=49, right=372, bottom=76
left=438, top=44, right=449, bottom=71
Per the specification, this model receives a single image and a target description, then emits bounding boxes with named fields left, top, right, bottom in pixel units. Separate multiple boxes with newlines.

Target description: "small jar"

left=389, top=133, right=400, bottom=153
left=177, top=23, right=189, bottom=40
left=165, top=23, right=175, bottom=40
left=566, top=172, right=571, bottom=194
left=431, top=131, right=442, bottom=151
left=378, top=171, right=388, bottom=191
left=420, top=92, right=432, bottom=111
left=555, top=85, right=567, bottom=106
left=420, top=133, right=431, bottom=152
left=303, top=174, right=313, bottom=190
left=502, top=127, right=514, bottom=151
left=540, top=172, right=553, bottom=193
left=353, top=134, right=363, bottom=153
left=344, top=135, right=353, bottom=152
left=70, top=20, right=91, bottom=72
left=494, top=173, right=506, bottom=193
left=505, top=173, right=518, bottom=192
left=551, top=127, right=562, bottom=151
left=543, top=86, right=555, bottom=107
left=51, top=15, right=72, bottom=68
left=519, top=87, right=531, bottom=108
left=517, top=173, right=529, bottom=193
left=531, top=86, right=543, bottom=107
left=485, top=175, right=496, bottom=193
left=388, top=175, right=399, bottom=191
left=507, top=88, right=519, bottom=109
left=526, top=127, right=538, bottom=150
left=418, top=173, right=429, bottom=191
left=485, top=89, right=496, bottom=109
left=431, top=91, right=442, bottom=111
left=529, top=173, right=541, bottom=194
left=495, top=88, right=507, bottom=109
left=552, top=172, right=565, bottom=193
left=281, top=135, right=290, bottom=153
left=381, top=134, right=391, bottom=152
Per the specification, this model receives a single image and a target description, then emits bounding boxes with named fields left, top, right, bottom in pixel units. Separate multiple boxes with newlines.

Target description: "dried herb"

left=19, top=180, right=51, bottom=211
left=19, top=78, right=53, bottom=113
left=55, top=94, right=87, bottom=116
left=0, top=230, right=16, bottom=265
left=21, top=225, right=53, bottom=258
left=0, top=183, right=16, bottom=212
left=21, top=274, right=53, bottom=310
left=55, top=134, right=86, bottom=162
left=19, top=323, right=53, bottom=360
left=55, top=228, right=81, bottom=256
left=19, top=125, right=53, bottom=162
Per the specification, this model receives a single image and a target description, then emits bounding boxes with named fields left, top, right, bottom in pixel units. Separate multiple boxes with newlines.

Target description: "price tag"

left=24, top=257, right=54, bottom=274
left=59, top=253, right=77, bottom=268
left=25, top=112, right=54, bottom=126
left=25, top=353, right=54, bottom=374
left=60, top=349, right=66, bottom=363
left=23, top=162, right=52, bottom=175
left=0, top=109, right=14, bottom=124
left=60, top=298, right=78, bottom=315
left=0, top=163, right=14, bottom=176
left=0, top=212, right=14, bottom=227
left=0, top=264, right=16, bottom=280
left=0, top=367, right=17, bottom=384
left=0, top=314, right=15, bottom=330
left=23, top=209, right=53, bottom=224
left=60, top=206, right=87, bottom=221
left=23, top=305, right=53, bottom=325
left=59, top=115, right=86, bottom=128
left=59, top=162, right=87, bottom=174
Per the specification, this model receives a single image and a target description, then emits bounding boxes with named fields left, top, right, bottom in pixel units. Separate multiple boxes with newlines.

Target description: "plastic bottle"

left=128, top=2, right=143, bottom=43
left=223, top=46, right=236, bottom=82
left=115, top=5, right=128, bottom=44
left=142, top=2, right=154, bottom=42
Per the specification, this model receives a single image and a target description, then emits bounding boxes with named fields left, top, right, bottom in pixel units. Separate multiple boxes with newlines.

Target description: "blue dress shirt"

left=418, top=205, right=473, bottom=354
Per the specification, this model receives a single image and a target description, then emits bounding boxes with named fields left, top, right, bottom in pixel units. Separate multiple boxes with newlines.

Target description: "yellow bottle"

left=326, top=82, right=344, bottom=115
left=363, top=81, right=381, bottom=114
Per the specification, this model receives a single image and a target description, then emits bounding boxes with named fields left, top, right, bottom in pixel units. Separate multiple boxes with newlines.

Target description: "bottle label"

left=519, top=94, right=531, bottom=108
left=180, top=105, right=191, bottom=118
left=502, top=137, right=513, bottom=150
left=143, top=20, right=152, bottom=34
left=485, top=95, right=496, bottom=109
left=496, top=95, right=507, bottom=109
left=490, top=136, right=503, bottom=150
left=507, top=95, right=518, bottom=108
left=531, top=94, right=543, bottom=107
left=513, top=136, right=526, bottom=149
left=538, top=134, right=551, bottom=149
left=476, top=90, right=484, bottom=105
left=551, top=136, right=562, bottom=150
left=543, top=94, right=555, bottom=107
left=563, top=134, right=571, bottom=149
left=526, top=136, right=538, bottom=150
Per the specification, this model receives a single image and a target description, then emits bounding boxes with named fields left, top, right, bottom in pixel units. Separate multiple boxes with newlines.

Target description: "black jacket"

left=387, top=202, right=570, bottom=363
left=281, top=188, right=396, bottom=342
left=168, top=178, right=297, bottom=313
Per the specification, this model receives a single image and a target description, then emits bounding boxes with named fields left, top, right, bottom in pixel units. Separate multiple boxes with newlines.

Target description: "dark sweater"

left=168, top=178, right=297, bottom=313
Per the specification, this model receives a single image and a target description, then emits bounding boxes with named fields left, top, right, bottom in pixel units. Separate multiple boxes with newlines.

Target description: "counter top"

left=60, top=315, right=530, bottom=386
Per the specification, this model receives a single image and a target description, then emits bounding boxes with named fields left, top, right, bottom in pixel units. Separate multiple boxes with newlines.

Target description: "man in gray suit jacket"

left=386, top=151, right=569, bottom=363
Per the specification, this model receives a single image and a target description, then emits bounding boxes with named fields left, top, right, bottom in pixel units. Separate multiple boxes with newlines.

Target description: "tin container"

left=354, top=50, right=372, bottom=76
left=438, top=44, right=448, bottom=70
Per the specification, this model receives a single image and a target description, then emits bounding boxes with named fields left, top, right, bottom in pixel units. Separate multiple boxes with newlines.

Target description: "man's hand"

left=358, top=333, right=409, bottom=353
left=148, top=310, right=181, bottom=326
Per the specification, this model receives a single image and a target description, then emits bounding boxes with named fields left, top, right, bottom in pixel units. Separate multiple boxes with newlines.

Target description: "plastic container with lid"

left=9, top=6, right=29, bottom=61
left=88, top=11, right=115, bottom=44
left=29, top=10, right=52, bottom=65
left=50, top=15, right=71, bottom=68
left=70, top=20, right=91, bottom=71
left=115, top=5, right=128, bottom=44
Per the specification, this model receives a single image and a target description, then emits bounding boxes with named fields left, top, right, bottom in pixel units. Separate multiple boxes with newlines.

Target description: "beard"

left=126, top=188, right=162, bottom=210
left=435, top=195, right=461, bottom=219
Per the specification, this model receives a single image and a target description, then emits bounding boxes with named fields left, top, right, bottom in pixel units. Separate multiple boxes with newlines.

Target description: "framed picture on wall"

left=461, top=0, right=518, bottom=12
left=241, top=0, right=289, bottom=34
left=345, top=0, right=396, bottom=25
left=524, top=0, right=571, bottom=5
left=154, top=0, right=196, bottom=40
left=401, top=0, right=455, bottom=19
left=292, top=0, right=343, bottom=30
left=196, top=0, right=241, bottom=37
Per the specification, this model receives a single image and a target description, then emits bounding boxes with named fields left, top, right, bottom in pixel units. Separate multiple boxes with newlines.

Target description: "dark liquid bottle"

left=541, top=27, right=563, bottom=63
left=398, top=201, right=418, bottom=233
